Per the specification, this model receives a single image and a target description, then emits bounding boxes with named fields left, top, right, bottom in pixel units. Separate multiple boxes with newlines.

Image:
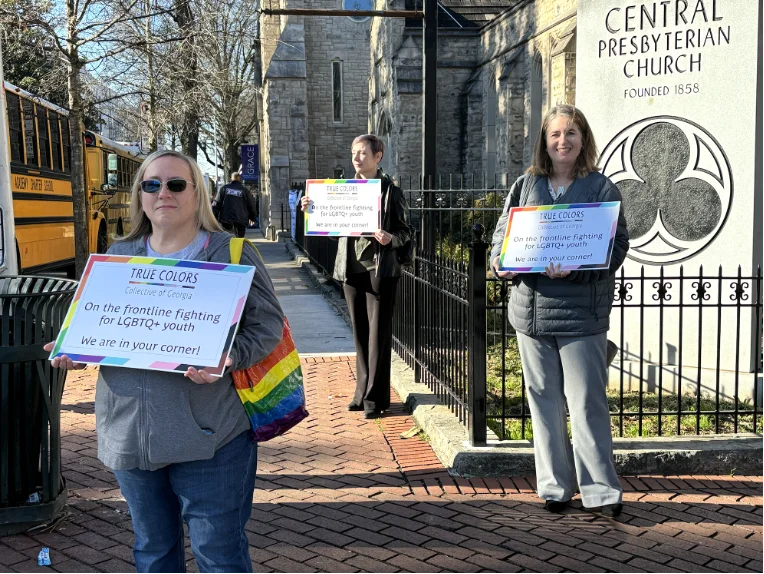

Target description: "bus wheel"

left=97, top=222, right=108, bottom=254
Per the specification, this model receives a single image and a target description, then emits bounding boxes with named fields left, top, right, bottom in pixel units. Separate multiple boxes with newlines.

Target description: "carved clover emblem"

left=600, top=117, right=733, bottom=265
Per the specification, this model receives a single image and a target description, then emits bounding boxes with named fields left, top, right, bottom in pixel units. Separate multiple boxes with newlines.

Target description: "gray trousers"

left=516, top=331, right=622, bottom=507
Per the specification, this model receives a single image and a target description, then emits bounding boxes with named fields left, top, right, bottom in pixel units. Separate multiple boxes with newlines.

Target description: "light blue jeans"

left=516, top=332, right=622, bottom=508
left=114, top=431, right=258, bottom=573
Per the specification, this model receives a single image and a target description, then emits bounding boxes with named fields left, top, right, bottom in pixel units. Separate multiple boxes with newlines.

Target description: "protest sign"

left=305, top=179, right=381, bottom=236
left=49, top=254, right=255, bottom=376
left=499, top=202, right=621, bottom=273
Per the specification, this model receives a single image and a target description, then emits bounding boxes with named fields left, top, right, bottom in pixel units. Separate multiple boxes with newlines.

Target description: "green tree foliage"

left=1, top=14, right=67, bottom=106
left=1, top=5, right=104, bottom=130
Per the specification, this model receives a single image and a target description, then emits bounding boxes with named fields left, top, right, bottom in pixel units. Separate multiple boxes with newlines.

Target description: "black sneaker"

left=543, top=500, right=569, bottom=513
left=600, top=503, right=623, bottom=517
left=347, top=403, right=363, bottom=411
left=363, top=410, right=383, bottom=419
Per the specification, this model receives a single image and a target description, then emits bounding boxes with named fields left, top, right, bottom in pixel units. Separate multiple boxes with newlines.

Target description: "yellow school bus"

left=4, top=82, right=76, bottom=274
left=84, top=131, right=144, bottom=251
left=3, top=82, right=145, bottom=275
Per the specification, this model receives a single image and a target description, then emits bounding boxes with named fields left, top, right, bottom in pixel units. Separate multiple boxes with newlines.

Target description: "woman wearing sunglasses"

left=45, top=150, right=284, bottom=573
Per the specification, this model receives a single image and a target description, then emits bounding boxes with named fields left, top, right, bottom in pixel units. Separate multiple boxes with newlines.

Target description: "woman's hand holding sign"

left=492, top=256, right=516, bottom=280
left=185, top=358, right=233, bottom=384
left=374, top=229, right=392, bottom=245
left=43, top=343, right=86, bottom=370
left=300, top=195, right=311, bottom=212
left=542, top=262, right=570, bottom=279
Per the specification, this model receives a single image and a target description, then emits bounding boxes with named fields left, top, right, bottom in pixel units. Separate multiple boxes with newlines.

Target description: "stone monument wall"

left=576, top=0, right=763, bottom=379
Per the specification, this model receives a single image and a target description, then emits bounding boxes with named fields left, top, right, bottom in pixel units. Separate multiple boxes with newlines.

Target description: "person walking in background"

left=301, top=134, right=412, bottom=419
left=46, top=150, right=285, bottom=572
left=212, top=171, right=258, bottom=238
left=490, top=105, right=629, bottom=517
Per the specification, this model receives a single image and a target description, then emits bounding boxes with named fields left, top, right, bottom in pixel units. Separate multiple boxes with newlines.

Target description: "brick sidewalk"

left=0, top=357, right=761, bottom=573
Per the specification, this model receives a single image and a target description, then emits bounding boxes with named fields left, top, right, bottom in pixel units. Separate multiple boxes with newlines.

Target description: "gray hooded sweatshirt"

left=95, top=232, right=284, bottom=471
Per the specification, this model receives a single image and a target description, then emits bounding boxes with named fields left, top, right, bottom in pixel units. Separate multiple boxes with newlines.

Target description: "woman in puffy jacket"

left=490, top=105, right=629, bottom=517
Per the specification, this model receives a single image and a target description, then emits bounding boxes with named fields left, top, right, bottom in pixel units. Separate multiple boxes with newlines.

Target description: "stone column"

left=259, top=1, right=309, bottom=239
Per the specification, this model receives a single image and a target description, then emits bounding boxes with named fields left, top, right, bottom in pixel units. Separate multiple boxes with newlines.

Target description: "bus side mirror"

left=103, top=154, right=119, bottom=194
left=100, top=172, right=118, bottom=194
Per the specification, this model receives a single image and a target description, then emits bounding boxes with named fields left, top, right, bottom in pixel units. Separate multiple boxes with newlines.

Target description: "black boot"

left=543, top=500, right=569, bottom=513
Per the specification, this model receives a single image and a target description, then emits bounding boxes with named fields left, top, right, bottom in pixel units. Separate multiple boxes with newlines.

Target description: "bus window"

left=22, top=99, right=37, bottom=166
left=5, top=92, right=24, bottom=163
left=37, top=106, right=51, bottom=169
left=61, top=118, right=71, bottom=173
left=103, top=150, right=108, bottom=185
left=49, top=111, right=62, bottom=171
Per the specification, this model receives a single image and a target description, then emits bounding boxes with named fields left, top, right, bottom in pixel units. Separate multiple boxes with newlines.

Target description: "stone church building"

left=257, top=0, right=578, bottom=234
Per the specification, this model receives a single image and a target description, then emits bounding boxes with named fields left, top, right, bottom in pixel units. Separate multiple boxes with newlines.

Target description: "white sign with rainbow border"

left=499, top=202, right=621, bottom=273
left=49, top=254, right=254, bottom=377
left=304, top=179, right=381, bottom=236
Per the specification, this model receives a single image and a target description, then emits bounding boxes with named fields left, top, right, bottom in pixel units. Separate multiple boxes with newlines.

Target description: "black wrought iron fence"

left=397, top=174, right=509, bottom=261
left=287, top=175, right=763, bottom=444
left=392, top=250, right=472, bottom=427
left=486, top=265, right=763, bottom=441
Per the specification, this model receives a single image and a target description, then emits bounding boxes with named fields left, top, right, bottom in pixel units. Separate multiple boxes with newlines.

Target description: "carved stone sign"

left=599, top=116, right=732, bottom=265
left=576, top=1, right=762, bottom=378
left=576, top=0, right=760, bottom=269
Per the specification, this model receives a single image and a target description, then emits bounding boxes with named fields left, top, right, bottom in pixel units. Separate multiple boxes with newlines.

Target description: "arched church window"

left=344, top=0, right=372, bottom=22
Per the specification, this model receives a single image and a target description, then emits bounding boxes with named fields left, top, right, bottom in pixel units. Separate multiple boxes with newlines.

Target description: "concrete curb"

left=283, top=239, right=763, bottom=477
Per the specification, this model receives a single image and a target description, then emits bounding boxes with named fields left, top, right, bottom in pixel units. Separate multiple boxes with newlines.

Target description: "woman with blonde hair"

left=490, top=105, right=629, bottom=516
left=46, top=150, right=284, bottom=572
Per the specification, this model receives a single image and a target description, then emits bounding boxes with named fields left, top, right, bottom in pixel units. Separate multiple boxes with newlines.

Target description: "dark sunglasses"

left=140, top=178, right=193, bottom=193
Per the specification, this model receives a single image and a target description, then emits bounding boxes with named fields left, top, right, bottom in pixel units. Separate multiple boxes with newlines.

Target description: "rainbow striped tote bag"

left=229, top=238, right=308, bottom=441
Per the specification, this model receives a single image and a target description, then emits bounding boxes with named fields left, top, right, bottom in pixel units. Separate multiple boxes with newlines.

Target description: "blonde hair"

left=527, top=105, right=600, bottom=179
left=121, top=150, right=223, bottom=242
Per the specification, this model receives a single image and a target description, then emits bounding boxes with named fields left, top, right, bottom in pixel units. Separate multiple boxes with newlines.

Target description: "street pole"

left=422, top=0, right=437, bottom=254
left=0, top=39, right=20, bottom=276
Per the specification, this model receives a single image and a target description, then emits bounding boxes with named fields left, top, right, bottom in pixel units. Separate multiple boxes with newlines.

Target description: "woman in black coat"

left=302, top=134, right=411, bottom=418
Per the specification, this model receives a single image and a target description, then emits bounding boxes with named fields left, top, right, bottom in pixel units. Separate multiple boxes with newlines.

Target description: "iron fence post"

left=413, top=249, right=421, bottom=382
left=422, top=0, right=437, bottom=254
left=468, top=224, right=488, bottom=446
